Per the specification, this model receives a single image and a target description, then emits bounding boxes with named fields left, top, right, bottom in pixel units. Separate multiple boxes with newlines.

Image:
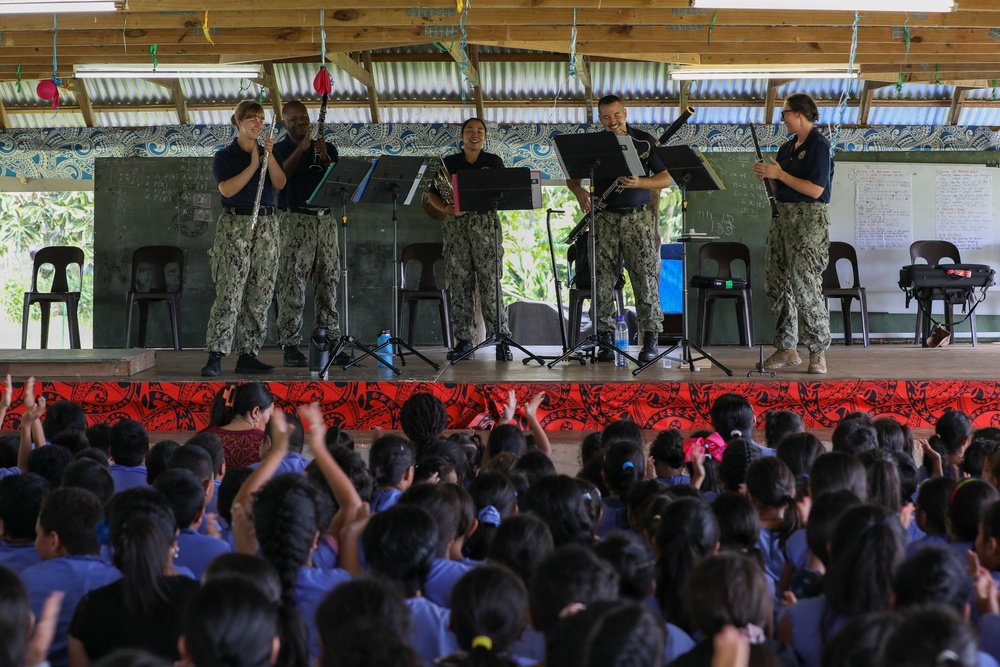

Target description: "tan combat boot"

left=759, top=348, right=802, bottom=371
left=808, top=350, right=827, bottom=374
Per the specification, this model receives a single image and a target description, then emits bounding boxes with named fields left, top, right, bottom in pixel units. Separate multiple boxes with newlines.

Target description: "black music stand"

left=345, top=156, right=441, bottom=374
left=634, top=145, right=733, bottom=376
left=307, top=158, right=381, bottom=379
left=449, top=167, right=545, bottom=365
left=531, top=208, right=586, bottom=365
left=548, top=132, right=643, bottom=367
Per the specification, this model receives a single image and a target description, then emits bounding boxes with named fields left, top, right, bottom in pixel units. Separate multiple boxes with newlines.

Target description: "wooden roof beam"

left=325, top=51, right=375, bottom=89
left=361, top=50, right=381, bottom=124
left=577, top=55, right=594, bottom=124
left=0, top=97, right=9, bottom=129
left=469, top=44, right=485, bottom=120
left=443, top=41, right=479, bottom=88
left=73, top=78, right=97, bottom=128
left=262, top=61, right=283, bottom=120
left=948, top=87, right=968, bottom=125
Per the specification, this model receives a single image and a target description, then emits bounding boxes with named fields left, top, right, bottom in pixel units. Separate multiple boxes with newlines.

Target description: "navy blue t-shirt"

left=429, top=150, right=504, bottom=203
left=212, top=138, right=276, bottom=209
left=273, top=136, right=339, bottom=210
left=775, top=127, right=832, bottom=204
left=593, top=126, right=667, bottom=210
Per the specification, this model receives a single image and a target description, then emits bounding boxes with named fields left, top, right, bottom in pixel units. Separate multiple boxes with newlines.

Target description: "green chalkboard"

left=93, top=157, right=445, bottom=350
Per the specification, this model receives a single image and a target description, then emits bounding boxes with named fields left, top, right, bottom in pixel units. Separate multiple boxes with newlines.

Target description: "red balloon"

left=36, top=79, right=57, bottom=100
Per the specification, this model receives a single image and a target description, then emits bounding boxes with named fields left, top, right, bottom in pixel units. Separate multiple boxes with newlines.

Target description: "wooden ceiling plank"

left=362, top=50, right=381, bottom=124
left=325, top=51, right=376, bottom=89
left=469, top=44, right=485, bottom=120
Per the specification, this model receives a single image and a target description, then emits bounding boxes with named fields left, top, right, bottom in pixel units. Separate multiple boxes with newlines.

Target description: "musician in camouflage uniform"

left=272, top=100, right=349, bottom=368
left=201, top=100, right=286, bottom=377
left=753, top=93, right=832, bottom=374
left=425, top=117, right=512, bottom=361
left=568, top=95, right=673, bottom=363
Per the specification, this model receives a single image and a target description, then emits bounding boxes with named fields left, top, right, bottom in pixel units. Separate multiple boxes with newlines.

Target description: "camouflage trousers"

left=275, top=211, right=341, bottom=346
left=765, top=201, right=831, bottom=353
left=594, top=207, right=663, bottom=333
left=204, top=211, right=280, bottom=355
left=442, top=212, right=510, bottom=342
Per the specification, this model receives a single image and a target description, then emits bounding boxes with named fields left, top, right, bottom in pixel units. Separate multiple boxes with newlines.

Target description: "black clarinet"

left=750, top=125, right=780, bottom=219
left=309, top=92, right=329, bottom=172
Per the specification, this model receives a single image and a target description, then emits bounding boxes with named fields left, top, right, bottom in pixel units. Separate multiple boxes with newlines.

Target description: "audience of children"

left=6, top=381, right=1000, bottom=667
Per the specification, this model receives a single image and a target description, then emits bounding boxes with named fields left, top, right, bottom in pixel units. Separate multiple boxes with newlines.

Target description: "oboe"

left=310, top=92, right=329, bottom=172
left=750, top=125, right=780, bottom=219
left=250, top=120, right=276, bottom=232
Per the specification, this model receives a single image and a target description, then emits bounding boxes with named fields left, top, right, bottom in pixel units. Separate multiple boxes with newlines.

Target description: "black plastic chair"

left=21, top=246, right=84, bottom=349
left=566, top=243, right=625, bottom=346
left=822, top=241, right=870, bottom=347
left=909, top=239, right=977, bottom=347
left=693, top=242, right=754, bottom=347
left=397, top=243, right=452, bottom=347
left=125, top=245, right=184, bottom=350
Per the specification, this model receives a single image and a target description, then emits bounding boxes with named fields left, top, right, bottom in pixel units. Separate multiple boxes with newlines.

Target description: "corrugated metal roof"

left=875, top=83, right=952, bottom=100
left=868, top=106, right=949, bottom=125
left=958, top=107, right=1000, bottom=126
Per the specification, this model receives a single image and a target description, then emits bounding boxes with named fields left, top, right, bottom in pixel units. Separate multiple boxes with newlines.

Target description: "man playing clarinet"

left=273, top=99, right=349, bottom=367
left=567, top=95, right=673, bottom=362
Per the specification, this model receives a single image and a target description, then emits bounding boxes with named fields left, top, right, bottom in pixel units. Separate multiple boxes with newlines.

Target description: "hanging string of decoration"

left=568, top=8, right=578, bottom=77
left=202, top=11, right=215, bottom=45
left=36, top=14, right=64, bottom=111
left=457, top=0, right=474, bottom=106
left=829, top=11, right=859, bottom=161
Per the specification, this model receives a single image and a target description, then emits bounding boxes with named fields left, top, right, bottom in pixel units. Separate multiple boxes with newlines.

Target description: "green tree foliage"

left=0, top=191, right=94, bottom=326
left=499, top=185, right=682, bottom=305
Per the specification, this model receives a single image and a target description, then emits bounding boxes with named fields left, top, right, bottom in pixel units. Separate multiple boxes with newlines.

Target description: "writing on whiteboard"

left=936, top=170, right=993, bottom=250
left=854, top=169, right=913, bottom=249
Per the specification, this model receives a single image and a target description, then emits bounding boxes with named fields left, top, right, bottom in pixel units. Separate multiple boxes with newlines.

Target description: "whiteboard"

left=829, top=162, right=1000, bottom=316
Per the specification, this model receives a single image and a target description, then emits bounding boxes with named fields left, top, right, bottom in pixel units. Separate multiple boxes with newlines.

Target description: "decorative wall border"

left=2, top=124, right=999, bottom=182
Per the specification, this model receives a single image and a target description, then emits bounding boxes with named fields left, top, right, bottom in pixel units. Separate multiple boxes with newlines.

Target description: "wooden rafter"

left=577, top=55, right=594, bottom=124
left=468, top=45, right=485, bottom=120
left=361, top=50, right=381, bottom=124
left=948, top=87, right=968, bottom=126
left=73, top=78, right=97, bottom=128
left=325, top=51, right=375, bottom=89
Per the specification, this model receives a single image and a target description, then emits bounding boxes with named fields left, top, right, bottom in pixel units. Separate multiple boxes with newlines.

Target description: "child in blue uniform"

left=0, top=472, right=49, bottom=573
left=650, top=429, right=692, bottom=488
left=251, top=411, right=309, bottom=476
left=370, top=436, right=415, bottom=512
left=108, top=418, right=149, bottom=493
left=745, top=457, right=801, bottom=591
left=949, top=479, right=999, bottom=562
left=153, top=469, right=230, bottom=579
left=598, top=441, right=645, bottom=538
left=21, top=488, right=121, bottom=667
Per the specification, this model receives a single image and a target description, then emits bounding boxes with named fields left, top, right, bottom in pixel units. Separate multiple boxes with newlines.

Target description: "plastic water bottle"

left=614, top=315, right=629, bottom=367
left=377, top=330, right=392, bottom=369
left=309, top=327, right=329, bottom=378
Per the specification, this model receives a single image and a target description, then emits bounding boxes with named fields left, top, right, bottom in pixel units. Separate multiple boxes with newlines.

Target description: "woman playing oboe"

left=201, top=100, right=287, bottom=377
left=752, top=93, right=832, bottom=375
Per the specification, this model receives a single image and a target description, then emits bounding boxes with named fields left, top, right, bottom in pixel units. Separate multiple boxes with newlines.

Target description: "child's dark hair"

left=0, top=472, right=50, bottom=540
left=51, top=429, right=90, bottom=454
left=487, top=513, right=553, bottom=586
left=42, top=400, right=87, bottom=441
left=684, top=552, right=772, bottom=638
left=884, top=606, right=978, bottom=667
left=710, top=392, right=755, bottom=442
left=719, top=438, right=759, bottom=492
left=824, top=504, right=905, bottom=618
left=323, top=427, right=355, bottom=451
left=316, top=578, right=412, bottom=653
left=654, top=497, right=720, bottom=632
left=399, top=392, right=449, bottom=455
left=107, top=487, right=179, bottom=615
left=413, top=455, right=455, bottom=485
left=145, top=441, right=180, bottom=485
left=229, top=382, right=274, bottom=424
left=949, top=478, right=998, bottom=542
left=74, top=447, right=110, bottom=466
left=320, top=447, right=374, bottom=505
left=38, top=487, right=104, bottom=555
left=765, top=410, right=804, bottom=449
left=831, top=418, right=878, bottom=456
left=398, top=483, right=459, bottom=557
left=167, top=445, right=214, bottom=484
left=182, top=579, right=279, bottom=667
left=601, top=440, right=645, bottom=499
left=528, top=544, right=619, bottom=635
left=62, top=458, right=115, bottom=505
left=465, top=471, right=516, bottom=561
left=0, top=564, right=30, bottom=667
left=981, top=499, right=1000, bottom=551
left=110, top=418, right=150, bottom=467
left=746, top=457, right=801, bottom=548
left=626, top=479, right=667, bottom=530
left=931, top=409, right=972, bottom=456
left=806, top=490, right=861, bottom=569
left=0, top=436, right=17, bottom=469
left=820, top=611, right=899, bottom=667
left=916, top=476, right=955, bottom=535
left=362, top=504, right=438, bottom=597
left=894, top=451, right=919, bottom=504
left=421, top=439, right=472, bottom=484
left=320, top=627, right=419, bottom=667
left=85, top=422, right=113, bottom=455
left=601, top=419, right=644, bottom=447
left=873, top=417, right=912, bottom=454
left=27, top=444, right=72, bottom=487
left=449, top=565, right=528, bottom=665
left=514, top=450, right=556, bottom=482
left=711, top=492, right=763, bottom=564
left=579, top=432, right=602, bottom=467
left=777, top=432, right=824, bottom=501
left=153, top=469, right=205, bottom=530
left=216, top=467, right=253, bottom=525
left=574, top=478, right=602, bottom=534
left=546, top=599, right=664, bottom=667
left=593, top=531, right=655, bottom=600
left=488, top=423, right=526, bottom=458
left=521, top=474, right=594, bottom=547
left=184, top=432, right=225, bottom=477
left=447, top=432, right=484, bottom=472
left=369, top=435, right=415, bottom=487
left=438, top=483, right=475, bottom=546
left=649, top=429, right=685, bottom=470
left=894, top=545, right=971, bottom=614
left=857, top=449, right=902, bottom=512
left=264, top=411, right=303, bottom=454
left=809, top=451, right=867, bottom=500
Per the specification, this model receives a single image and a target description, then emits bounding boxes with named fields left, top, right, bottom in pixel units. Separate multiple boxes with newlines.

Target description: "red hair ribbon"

left=682, top=432, right=728, bottom=463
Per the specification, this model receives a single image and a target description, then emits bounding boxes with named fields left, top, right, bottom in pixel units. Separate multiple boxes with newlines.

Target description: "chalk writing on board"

left=936, top=169, right=993, bottom=250
left=854, top=169, right=912, bottom=250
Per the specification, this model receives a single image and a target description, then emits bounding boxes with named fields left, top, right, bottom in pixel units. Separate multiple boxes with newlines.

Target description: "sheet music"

left=854, top=169, right=912, bottom=249
left=617, top=135, right=645, bottom=176
left=404, top=162, right=428, bottom=205
left=936, top=169, right=993, bottom=250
